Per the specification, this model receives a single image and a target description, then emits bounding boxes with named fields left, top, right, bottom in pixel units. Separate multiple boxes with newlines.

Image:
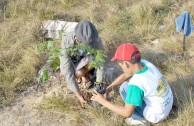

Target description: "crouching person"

left=91, top=43, right=173, bottom=125
left=60, top=19, right=104, bottom=107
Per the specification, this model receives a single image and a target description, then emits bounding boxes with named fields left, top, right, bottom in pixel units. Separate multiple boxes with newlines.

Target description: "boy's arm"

left=92, top=90, right=135, bottom=117
left=106, top=72, right=132, bottom=94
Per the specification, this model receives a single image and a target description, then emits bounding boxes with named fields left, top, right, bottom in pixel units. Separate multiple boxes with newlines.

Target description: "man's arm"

left=92, top=90, right=135, bottom=117
left=60, top=35, right=87, bottom=106
left=60, top=49, right=79, bottom=92
left=60, top=33, right=79, bottom=92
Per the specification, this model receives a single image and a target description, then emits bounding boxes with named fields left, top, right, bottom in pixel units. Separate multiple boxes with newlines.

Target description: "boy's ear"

left=123, top=61, right=130, bottom=68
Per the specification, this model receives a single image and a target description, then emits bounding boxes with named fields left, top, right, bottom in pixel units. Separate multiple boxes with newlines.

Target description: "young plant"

left=36, top=39, right=62, bottom=84
left=66, top=43, right=107, bottom=69
left=36, top=69, right=49, bottom=84
left=36, top=41, right=107, bottom=87
left=94, top=82, right=107, bottom=94
left=66, top=44, right=107, bottom=94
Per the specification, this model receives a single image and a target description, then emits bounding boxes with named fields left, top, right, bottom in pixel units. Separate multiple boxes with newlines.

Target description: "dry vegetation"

left=0, top=0, right=194, bottom=125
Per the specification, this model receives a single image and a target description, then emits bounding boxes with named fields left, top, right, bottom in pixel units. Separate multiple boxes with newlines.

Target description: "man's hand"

left=75, top=91, right=87, bottom=107
left=79, top=96, right=87, bottom=107
left=91, top=90, right=106, bottom=104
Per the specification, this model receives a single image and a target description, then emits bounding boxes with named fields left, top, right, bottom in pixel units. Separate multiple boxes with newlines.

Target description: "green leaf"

left=52, top=62, right=57, bottom=71
left=41, top=77, right=45, bottom=83
left=46, top=59, right=53, bottom=63
left=48, top=55, right=55, bottom=60
left=52, top=49, right=63, bottom=56
left=47, top=41, right=54, bottom=50
left=36, top=44, right=44, bottom=52
left=52, top=50, right=60, bottom=54
left=37, top=69, right=49, bottom=84
left=57, top=53, right=64, bottom=56
left=37, top=77, right=41, bottom=84
left=99, top=58, right=105, bottom=62
left=44, top=69, right=49, bottom=80
left=94, top=82, right=101, bottom=85
left=47, top=55, right=55, bottom=63
left=55, top=57, right=60, bottom=64
left=44, top=41, right=48, bottom=49
left=102, top=53, right=107, bottom=57
left=72, top=52, right=75, bottom=56
left=73, top=48, right=78, bottom=51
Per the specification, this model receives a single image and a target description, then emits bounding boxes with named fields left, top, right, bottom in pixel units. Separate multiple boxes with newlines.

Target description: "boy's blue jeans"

left=119, top=81, right=146, bottom=118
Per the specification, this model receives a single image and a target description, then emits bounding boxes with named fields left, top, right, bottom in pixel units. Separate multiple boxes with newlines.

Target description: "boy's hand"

left=104, top=92, right=109, bottom=99
left=104, top=86, right=111, bottom=99
left=91, top=90, right=106, bottom=104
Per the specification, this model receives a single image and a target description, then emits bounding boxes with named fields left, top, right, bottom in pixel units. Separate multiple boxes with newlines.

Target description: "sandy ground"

left=0, top=74, right=74, bottom=126
left=0, top=63, right=121, bottom=126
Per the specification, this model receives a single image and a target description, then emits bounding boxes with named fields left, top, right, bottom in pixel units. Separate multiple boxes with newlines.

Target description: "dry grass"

left=155, top=74, right=194, bottom=126
left=0, top=0, right=84, bottom=107
left=40, top=92, right=126, bottom=126
left=0, top=0, right=194, bottom=125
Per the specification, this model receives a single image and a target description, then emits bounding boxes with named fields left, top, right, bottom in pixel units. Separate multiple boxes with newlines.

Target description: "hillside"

left=0, top=0, right=194, bottom=125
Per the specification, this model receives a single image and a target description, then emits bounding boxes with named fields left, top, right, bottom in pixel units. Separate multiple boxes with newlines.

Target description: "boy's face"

left=117, top=60, right=133, bottom=74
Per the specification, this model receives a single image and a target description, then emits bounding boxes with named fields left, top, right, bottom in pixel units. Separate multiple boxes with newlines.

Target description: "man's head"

left=111, top=43, right=141, bottom=74
left=74, top=19, right=98, bottom=45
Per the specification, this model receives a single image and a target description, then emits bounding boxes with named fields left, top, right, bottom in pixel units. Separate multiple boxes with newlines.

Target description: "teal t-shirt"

left=125, top=63, right=147, bottom=106
left=125, top=85, right=144, bottom=106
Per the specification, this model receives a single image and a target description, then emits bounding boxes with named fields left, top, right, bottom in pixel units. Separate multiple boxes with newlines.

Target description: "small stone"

left=158, top=25, right=165, bottom=31
left=151, top=39, right=159, bottom=45
left=23, top=90, right=30, bottom=97
left=92, top=100, right=100, bottom=108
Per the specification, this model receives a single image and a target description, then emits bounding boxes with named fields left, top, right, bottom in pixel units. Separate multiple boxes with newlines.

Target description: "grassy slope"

left=0, top=0, right=194, bottom=125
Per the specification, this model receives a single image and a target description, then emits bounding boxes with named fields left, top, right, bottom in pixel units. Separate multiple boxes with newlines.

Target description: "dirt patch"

left=0, top=66, right=122, bottom=126
left=0, top=74, right=71, bottom=126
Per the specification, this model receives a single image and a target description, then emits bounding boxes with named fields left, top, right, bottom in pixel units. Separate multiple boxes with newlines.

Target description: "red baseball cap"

left=111, top=43, right=141, bottom=62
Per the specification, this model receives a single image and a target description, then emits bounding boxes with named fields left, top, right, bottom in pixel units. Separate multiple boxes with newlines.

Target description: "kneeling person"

left=92, top=43, right=173, bottom=125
